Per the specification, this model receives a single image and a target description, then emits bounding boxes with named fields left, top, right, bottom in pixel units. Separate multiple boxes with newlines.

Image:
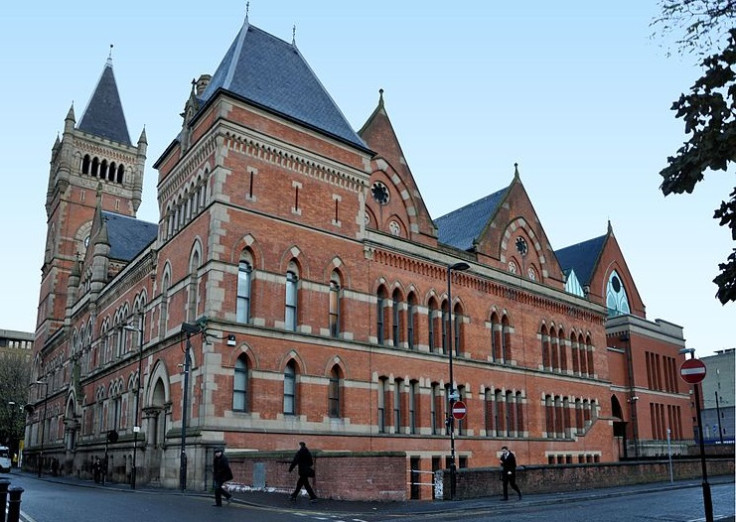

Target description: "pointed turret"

left=78, top=53, right=131, bottom=145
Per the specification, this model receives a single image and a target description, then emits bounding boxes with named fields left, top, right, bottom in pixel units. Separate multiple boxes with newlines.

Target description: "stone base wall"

left=441, top=458, right=735, bottom=500
left=228, top=450, right=408, bottom=501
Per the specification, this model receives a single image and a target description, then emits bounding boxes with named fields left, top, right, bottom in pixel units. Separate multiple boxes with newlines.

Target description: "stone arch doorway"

left=144, top=373, right=170, bottom=486
left=611, top=394, right=628, bottom=459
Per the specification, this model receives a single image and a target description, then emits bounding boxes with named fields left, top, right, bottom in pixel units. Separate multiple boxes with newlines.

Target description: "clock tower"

left=37, top=52, right=147, bottom=346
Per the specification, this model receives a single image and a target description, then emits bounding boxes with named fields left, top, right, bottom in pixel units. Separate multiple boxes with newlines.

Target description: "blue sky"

left=1, top=1, right=732, bottom=356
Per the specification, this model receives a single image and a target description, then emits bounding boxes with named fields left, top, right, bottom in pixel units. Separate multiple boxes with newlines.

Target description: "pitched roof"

left=434, top=187, right=508, bottom=250
left=554, top=234, right=607, bottom=287
left=101, top=211, right=157, bottom=261
left=199, top=20, right=368, bottom=151
left=78, top=58, right=131, bottom=146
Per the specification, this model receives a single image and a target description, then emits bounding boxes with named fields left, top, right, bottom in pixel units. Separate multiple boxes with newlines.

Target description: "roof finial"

left=246, top=1, right=249, bottom=21
left=514, top=162, right=520, bottom=178
left=379, top=88, right=384, bottom=107
left=107, top=44, right=114, bottom=65
left=607, top=219, right=613, bottom=234
left=292, top=24, right=296, bottom=45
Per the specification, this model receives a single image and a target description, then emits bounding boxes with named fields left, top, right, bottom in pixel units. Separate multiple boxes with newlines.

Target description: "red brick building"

left=26, top=16, right=693, bottom=496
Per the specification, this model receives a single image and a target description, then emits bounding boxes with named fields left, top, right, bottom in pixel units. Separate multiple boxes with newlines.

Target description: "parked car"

left=0, top=446, right=11, bottom=473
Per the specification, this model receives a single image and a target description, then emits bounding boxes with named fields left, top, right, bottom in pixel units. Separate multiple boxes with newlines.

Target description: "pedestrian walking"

left=499, top=446, right=522, bottom=500
left=93, top=456, right=101, bottom=484
left=212, top=448, right=234, bottom=507
left=288, top=441, right=318, bottom=502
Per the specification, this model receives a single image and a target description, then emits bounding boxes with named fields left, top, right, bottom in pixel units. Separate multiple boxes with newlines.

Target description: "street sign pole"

left=680, top=353, right=713, bottom=522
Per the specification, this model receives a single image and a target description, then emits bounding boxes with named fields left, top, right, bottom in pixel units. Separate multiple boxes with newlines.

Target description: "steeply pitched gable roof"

left=199, top=20, right=368, bottom=151
left=554, top=234, right=607, bottom=287
left=101, top=211, right=157, bottom=261
left=434, top=187, right=509, bottom=250
left=78, top=58, right=131, bottom=146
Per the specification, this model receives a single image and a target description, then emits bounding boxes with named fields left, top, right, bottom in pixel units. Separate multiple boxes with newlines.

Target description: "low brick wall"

left=442, top=458, right=735, bottom=500
left=227, top=450, right=408, bottom=501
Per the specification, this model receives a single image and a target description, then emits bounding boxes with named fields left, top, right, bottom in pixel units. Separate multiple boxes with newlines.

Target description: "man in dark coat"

left=500, top=446, right=522, bottom=500
left=289, top=441, right=318, bottom=502
left=212, top=448, right=234, bottom=507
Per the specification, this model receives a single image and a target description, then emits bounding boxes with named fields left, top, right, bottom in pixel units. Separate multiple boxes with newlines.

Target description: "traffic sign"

left=680, top=358, right=707, bottom=384
left=452, top=401, right=467, bottom=420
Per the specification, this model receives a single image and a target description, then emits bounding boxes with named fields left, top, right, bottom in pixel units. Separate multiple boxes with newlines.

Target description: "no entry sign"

left=452, top=401, right=467, bottom=420
left=680, top=358, right=707, bottom=384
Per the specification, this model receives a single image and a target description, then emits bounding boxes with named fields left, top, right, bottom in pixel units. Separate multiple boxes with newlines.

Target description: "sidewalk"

left=17, top=470, right=735, bottom=518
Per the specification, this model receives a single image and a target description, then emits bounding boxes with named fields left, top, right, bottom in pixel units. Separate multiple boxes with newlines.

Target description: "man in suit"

left=500, top=446, right=522, bottom=500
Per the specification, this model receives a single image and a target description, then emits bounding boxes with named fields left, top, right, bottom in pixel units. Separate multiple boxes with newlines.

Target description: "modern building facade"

left=699, top=348, right=735, bottom=444
left=25, top=15, right=694, bottom=493
left=0, top=329, right=34, bottom=360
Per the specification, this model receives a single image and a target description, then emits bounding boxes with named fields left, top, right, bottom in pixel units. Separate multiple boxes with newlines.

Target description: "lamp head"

left=449, top=262, right=470, bottom=272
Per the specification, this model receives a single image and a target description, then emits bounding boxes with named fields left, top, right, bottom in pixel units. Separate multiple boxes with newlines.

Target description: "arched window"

left=515, top=391, right=524, bottom=436
left=559, top=330, right=568, bottom=372
left=407, top=293, right=417, bottom=350
left=392, top=289, right=402, bottom=348
left=82, top=154, right=91, bottom=175
left=233, top=356, right=249, bottom=412
left=328, top=365, right=341, bottom=418
left=541, top=325, right=550, bottom=370
left=430, top=382, right=440, bottom=435
left=428, top=298, right=438, bottom=353
left=117, top=164, right=125, bottom=184
left=549, top=327, right=559, bottom=371
left=606, top=270, right=631, bottom=317
left=393, top=378, right=403, bottom=433
left=579, top=334, right=588, bottom=376
left=491, top=313, right=501, bottom=362
left=494, top=389, right=504, bottom=436
left=505, top=390, right=514, bottom=437
left=441, top=300, right=449, bottom=355
left=409, top=380, right=419, bottom=434
left=283, top=361, right=297, bottom=415
left=188, top=250, right=200, bottom=321
left=285, top=268, right=298, bottom=332
left=453, top=303, right=463, bottom=356
left=329, top=271, right=341, bottom=337
left=501, top=315, right=511, bottom=362
left=376, top=286, right=388, bottom=345
left=237, top=259, right=252, bottom=323
left=378, top=377, right=388, bottom=433
left=484, top=388, right=494, bottom=436
left=586, top=336, right=595, bottom=377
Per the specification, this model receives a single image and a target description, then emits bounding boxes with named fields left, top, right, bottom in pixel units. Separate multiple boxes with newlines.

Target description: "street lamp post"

left=8, top=402, right=16, bottom=464
left=714, top=391, right=724, bottom=444
left=179, top=321, right=201, bottom=490
left=446, top=261, right=470, bottom=500
left=124, top=313, right=145, bottom=489
left=34, top=380, right=49, bottom=478
left=680, top=348, right=713, bottom=522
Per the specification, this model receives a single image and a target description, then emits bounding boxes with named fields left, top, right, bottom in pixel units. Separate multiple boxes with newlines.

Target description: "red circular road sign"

left=452, top=401, right=467, bottom=421
left=680, top=358, right=707, bottom=384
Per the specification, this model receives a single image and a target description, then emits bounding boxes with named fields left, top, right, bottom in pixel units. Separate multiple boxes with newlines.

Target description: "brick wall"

left=228, top=450, right=408, bottom=501
left=441, top=458, right=735, bottom=500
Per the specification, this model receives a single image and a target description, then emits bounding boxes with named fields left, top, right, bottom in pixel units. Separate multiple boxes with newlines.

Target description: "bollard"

left=6, top=486, right=23, bottom=522
left=0, top=478, right=10, bottom=522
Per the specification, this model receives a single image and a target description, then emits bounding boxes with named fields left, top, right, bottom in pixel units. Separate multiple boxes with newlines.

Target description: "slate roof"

left=434, top=187, right=508, bottom=250
left=198, top=20, right=368, bottom=151
left=78, top=58, right=132, bottom=146
left=554, top=234, right=607, bottom=287
left=101, top=211, right=157, bottom=261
